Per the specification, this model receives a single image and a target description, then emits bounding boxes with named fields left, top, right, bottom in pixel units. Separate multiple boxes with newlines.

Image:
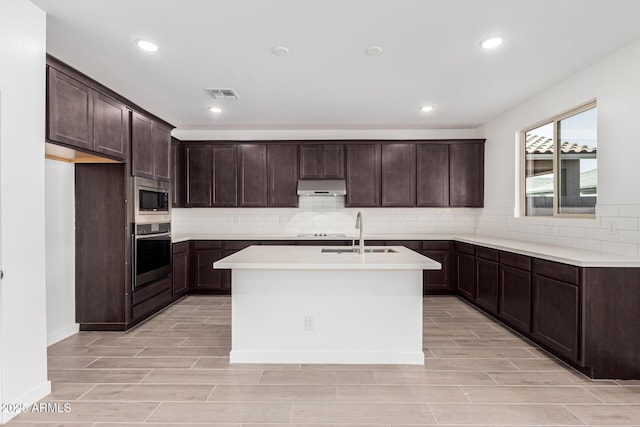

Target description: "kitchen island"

left=213, top=245, right=441, bottom=364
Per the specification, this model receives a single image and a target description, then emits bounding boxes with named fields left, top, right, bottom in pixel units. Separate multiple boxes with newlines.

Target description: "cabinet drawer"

left=422, top=240, right=451, bottom=251
left=192, top=240, right=222, bottom=250
left=533, top=258, right=580, bottom=285
left=133, top=276, right=172, bottom=306
left=475, top=246, right=498, bottom=262
left=172, top=241, right=189, bottom=255
left=132, top=287, right=172, bottom=321
left=500, top=251, right=531, bottom=271
left=455, top=242, right=475, bottom=255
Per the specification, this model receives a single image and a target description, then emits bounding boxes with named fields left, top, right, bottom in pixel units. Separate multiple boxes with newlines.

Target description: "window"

left=522, top=101, right=597, bottom=217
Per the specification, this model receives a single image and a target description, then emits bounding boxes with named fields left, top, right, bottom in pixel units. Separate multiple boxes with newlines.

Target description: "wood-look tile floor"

left=8, top=295, right=640, bottom=426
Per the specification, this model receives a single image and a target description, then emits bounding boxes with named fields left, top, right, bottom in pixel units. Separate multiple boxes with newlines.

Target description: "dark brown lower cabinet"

left=132, top=277, right=172, bottom=322
left=532, top=274, right=580, bottom=363
left=422, top=241, right=453, bottom=294
left=456, top=251, right=475, bottom=300
left=172, top=242, right=189, bottom=298
left=475, top=257, right=499, bottom=314
left=189, top=241, right=224, bottom=293
left=499, top=264, right=531, bottom=333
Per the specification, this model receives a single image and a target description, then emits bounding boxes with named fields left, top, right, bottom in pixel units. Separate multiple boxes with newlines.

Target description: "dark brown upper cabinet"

left=299, top=144, right=345, bottom=179
left=132, top=112, right=171, bottom=182
left=238, top=144, right=268, bottom=207
left=268, top=144, right=298, bottom=207
left=417, top=144, right=449, bottom=207
left=153, top=123, right=171, bottom=181
left=131, top=112, right=154, bottom=178
left=449, top=142, right=484, bottom=207
left=171, top=138, right=186, bottom=207
left=48, top=67, right=130, bottom=161
left=212, top=145, right=238, bottom=207
left=381, top=143, right=416, bottom=207
left=184, top=144, right=237, bottom=207
left=185, top=145, right=213, bottom=207
left=346, top=144, right=381, bottom=207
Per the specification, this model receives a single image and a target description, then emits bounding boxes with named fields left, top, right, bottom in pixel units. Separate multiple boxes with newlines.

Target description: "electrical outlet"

left=607, top=220, right=617, bottom=235
left=304, top=316, right=314, bottom=331
left=233, top=217, right=239, bottom=225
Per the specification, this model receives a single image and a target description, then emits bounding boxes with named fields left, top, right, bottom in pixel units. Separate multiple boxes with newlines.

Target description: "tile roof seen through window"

left=526, top=135, right=597, bottom=154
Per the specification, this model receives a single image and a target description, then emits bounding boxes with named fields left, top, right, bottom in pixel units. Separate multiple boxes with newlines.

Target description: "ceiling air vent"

left=205, top=88, right=239, bottom=100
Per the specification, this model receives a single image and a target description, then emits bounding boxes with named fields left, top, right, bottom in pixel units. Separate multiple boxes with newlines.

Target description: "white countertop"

left=176, top=233, right=640, bottom=268
left=456, top=236, right=640, bottom=268
left=171, top=233, right=457, bottom=243
left=213, top=245, right=442, bottom=270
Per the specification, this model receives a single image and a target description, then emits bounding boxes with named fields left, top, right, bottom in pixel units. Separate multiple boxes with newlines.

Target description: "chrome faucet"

left=354, top=211, right=364, bottom=254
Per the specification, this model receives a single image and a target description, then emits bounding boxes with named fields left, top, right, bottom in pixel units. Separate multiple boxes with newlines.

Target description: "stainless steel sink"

left=321, top=248, right=397, bottom=254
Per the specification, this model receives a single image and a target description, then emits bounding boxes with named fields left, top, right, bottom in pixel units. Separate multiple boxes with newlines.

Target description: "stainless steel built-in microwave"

left=134, top=177, right=171, bottom=224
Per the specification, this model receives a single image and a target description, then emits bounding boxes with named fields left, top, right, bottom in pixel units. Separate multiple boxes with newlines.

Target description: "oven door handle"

left=135, top=232, right=172, bottom=239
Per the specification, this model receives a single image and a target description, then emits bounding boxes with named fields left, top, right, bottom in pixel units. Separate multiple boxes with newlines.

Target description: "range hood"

left=297, top=179, right=347, bottom=196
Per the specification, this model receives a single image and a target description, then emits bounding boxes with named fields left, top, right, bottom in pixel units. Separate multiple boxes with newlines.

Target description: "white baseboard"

left=47, top=323, right=79, bottom=346
left=0, top=380, right=51, bottom=424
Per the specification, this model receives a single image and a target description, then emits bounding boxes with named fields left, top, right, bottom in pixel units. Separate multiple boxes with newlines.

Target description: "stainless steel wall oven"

left=133, top=222, right=171, bottom=288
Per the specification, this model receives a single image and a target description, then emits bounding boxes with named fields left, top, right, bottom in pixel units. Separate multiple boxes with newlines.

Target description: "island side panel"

left=230, top=269, right=424, bottom=364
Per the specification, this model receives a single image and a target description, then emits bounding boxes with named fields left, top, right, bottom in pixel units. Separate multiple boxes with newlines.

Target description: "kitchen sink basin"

left=321, top=248, right=397, bottom=254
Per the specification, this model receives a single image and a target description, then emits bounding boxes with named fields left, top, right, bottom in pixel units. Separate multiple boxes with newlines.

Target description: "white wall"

left=477, top=36, right=640, bottom=257
left=45, top=159, right=77, bottom=345
left=0, top=0, right=50, bottom=423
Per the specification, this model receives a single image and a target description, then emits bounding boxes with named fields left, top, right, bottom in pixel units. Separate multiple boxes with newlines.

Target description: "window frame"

left=520, top=100, right=597, bottom=218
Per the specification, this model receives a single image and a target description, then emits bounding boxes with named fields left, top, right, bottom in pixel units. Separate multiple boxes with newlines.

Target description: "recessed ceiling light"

left=209, top=107, right=223, bottom=113
left=135, top=39, right=159, bottom=52
left=271, top=46, right=289, bottom=56
left=420, top=105, right=434, bottom=113
left=480, top=36, right=503, bottom=49
left=364, top=46, right=383, bottom=56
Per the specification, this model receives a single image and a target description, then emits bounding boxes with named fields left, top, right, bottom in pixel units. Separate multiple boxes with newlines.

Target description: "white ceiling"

left=31, top=0, right=640, bottom=133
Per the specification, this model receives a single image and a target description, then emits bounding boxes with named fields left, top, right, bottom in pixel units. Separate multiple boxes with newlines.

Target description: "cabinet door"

left=299, top=144, right=344, bottom=179
left=238, top=144, right=268, bottom=207
left=268, top=144, right=298, bottom=207
left=171, top=243, right=189, bottom=298
left=532, top=274, right=580, bottom=362
left=322, top=144, right=344, bottom=178
left=47, top=67, right=93, bottom=150
left=475, top=258, right=499, bottom=314
left=190, top=247, right=224, bottom=291
left=93, top=92, right=130, bottom=160
left=153, top=123, right=171, bottom=182
left=171, top=139, right=186, bottom=207
left=212, top=145, right=238, bottom=207
left=131, top=112, right=155, bottom=179
left=422, top=250, right=451, bottom=294
left=299, top=145, right=322, bottom=179
left=449, top=142, right=484, bottom=207
left=185, top=145, right=213, bottom=207
left=346, top=144, right=381, bottom=207
left=457, top=252, right=475, bottom=300
left=381, top=144, right=416, bottom=207
left=499, top=265, right=531, bottom=333
left=417, top=144, right=449, bottom=207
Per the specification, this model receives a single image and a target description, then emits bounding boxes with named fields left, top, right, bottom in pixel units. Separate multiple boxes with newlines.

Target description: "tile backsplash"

left=174, top=199, right=640, bottom=258
left=171, top=196, right=479, bottom=236
left=475, top=204, right=640, bottom=258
